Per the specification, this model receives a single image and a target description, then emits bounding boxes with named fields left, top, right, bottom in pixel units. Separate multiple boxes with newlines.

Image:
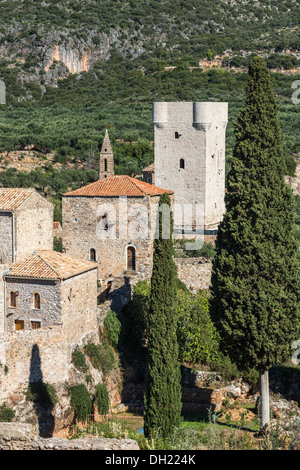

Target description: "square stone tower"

left=153, top=101, right=228, bottom=234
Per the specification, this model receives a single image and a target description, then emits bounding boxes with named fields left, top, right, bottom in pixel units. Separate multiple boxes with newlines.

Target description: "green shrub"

left=69, top=384, right=92, bottom=423
left=84, top=342, right=101, bottom=369
left=72, top=347, right=88, bottom=372
left=121, top=280, right=150, bottom=351
left=98, top=341, right=116, bottom=375
left=0, top=403, right=15, bottom=422
left=84, top=341, right=116, bottom=375
left=177, top=290, right=220, bottom=365
left=94, top=383, right=110, bottom=415
left=208, top=353, right=240, bottom=383
left=103, top=311, right=121, bottom=349
left=25, top=381, right=58, bottom=409
left=53, top=236, right=63, bottom=253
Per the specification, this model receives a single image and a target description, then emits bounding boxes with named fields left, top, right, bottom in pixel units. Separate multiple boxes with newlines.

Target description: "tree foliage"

left=177, top=290, right=220, bottom=365
left=144, top=192, right=182, bottom=438
left=211, top=56, right=300, bottom=374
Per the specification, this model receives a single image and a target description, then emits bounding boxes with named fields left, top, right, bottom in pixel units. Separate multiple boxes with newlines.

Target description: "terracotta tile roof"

left=63, top=175, right=173, bottom=198
left=4, top=250, right=97, bottom=281
left=0, top=188, right=35, bottom=211
left=142, top=163, right=154, bottom=172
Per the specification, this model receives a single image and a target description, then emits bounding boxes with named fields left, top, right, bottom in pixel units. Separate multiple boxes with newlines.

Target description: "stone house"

left=3, top=250, right=98, bottom=333
left=0, top=188, right=53, bottom=265
left=62, top=175, right=173, bottom=298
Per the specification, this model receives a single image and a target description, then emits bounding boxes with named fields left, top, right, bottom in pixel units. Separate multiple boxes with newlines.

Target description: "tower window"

left=175, top=132, right=179, bottom=139
left=90, top=248, right=97, bottom=262
left=127, top=246, right=136, bottom=271
left=34, top=293, right=40, bottom=310
left=104, top=158, right=108, bottom=171
left=179, top=159, right=185, bottom=169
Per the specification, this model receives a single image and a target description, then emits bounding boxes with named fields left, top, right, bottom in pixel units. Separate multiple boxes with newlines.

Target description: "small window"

left=104, top=158, right=108, bottom=171
left=99, top=214, right=109, bottom=231
left=175, top=132, right=180, bottom=139
left=10, top=291, right=17, bottom=308
left=179, top=159, right=185, bottom=169
left=15, top=320, right=24, bottom=331
left=127, top=246, right=136, bottom=271
left=31, top=321, right=41, bottom=330
left=34, top=293, right=40, bottom=310
left=90, top=248, right=97, bottom=261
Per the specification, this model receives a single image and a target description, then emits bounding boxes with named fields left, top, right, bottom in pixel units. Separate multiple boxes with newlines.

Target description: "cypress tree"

left=144, top=192, right=182, bottom=438
left=211, top=56, right=300, bottom=429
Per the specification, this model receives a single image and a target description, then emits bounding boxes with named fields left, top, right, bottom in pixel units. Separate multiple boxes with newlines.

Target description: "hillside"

left=0, top=0, right=299, bottom=224
left=0, top=0, right=299, bottom=102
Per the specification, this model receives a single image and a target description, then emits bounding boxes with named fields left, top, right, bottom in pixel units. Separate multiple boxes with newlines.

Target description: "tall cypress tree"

left=211, top=56, right=300, bottom=428
left=144, top=192, right=182, bottom=438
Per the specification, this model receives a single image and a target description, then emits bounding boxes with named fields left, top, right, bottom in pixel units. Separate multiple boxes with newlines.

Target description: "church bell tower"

left=99, top=129, right=114, bottom=179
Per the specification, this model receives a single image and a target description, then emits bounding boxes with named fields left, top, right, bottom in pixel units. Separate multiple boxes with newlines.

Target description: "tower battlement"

left=153, top=101, right=228, bottom=233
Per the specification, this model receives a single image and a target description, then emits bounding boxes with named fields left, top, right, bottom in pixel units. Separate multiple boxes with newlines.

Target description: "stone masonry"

left=0, top=423, right=139, bottom=450
left=153, top=101, right=228, bottom=232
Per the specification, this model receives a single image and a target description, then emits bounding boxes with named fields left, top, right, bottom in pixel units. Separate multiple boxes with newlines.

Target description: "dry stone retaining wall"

left=174, top=257, right=212, bottom=292
left=0, top=423, right=139, bottom=450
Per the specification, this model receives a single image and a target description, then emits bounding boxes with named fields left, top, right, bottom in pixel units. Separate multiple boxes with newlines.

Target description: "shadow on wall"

left=28, top=344, right=55, bottom=437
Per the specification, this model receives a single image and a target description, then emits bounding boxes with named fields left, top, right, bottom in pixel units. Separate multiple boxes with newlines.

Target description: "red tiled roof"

left=142, top=163, right=154, bottom=172
left=63, top=175, right=173, bottom=198
left=4, top=250, right=97, bottom=281
left=0, top=188, right=35, bottom=211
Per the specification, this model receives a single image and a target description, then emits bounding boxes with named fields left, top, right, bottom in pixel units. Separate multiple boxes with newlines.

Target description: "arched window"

left=90, top=248, right=96, bottom=262
left=127, top=246, right=136, bottom=271
left=179, top=158, right=185, bottom=169
left=34, top=293, right=40, bottom=310
left=175, top=131, right=179, bottom=139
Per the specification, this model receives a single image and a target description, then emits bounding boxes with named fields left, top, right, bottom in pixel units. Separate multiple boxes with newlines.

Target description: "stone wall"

left=0, top=325, right=70, bottom=403
left=15, top=191, right=53, bottom=262
left=5, top=278, right=61, bottom=331
left=174, top=257, right=212, bottom=292
left=0, top=423, right=139, bottom=450
left=60, top=269, right=98, bottom=346
left=0, top=264, right=9, bottom=334
left=62, top=194, right=157, bottom=288
left=0, top=212, right=13, bottom=264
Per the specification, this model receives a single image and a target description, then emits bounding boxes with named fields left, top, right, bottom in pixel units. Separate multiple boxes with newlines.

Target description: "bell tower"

left=99, top=129, right=114, bottom=179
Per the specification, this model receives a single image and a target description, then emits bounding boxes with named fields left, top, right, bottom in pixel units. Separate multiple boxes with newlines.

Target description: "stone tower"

left=99, top=129, right=114, bottom=179
left=153, top=101, right=228, bottom=235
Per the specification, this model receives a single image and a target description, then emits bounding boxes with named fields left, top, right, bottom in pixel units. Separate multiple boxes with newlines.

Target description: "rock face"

left=44, top=45, right=90, bottom=75
left=0, top=423, right=139, bottom=450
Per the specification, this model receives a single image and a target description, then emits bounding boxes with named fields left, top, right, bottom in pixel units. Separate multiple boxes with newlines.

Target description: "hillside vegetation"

left=0, top=0, right=299, bottom=222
